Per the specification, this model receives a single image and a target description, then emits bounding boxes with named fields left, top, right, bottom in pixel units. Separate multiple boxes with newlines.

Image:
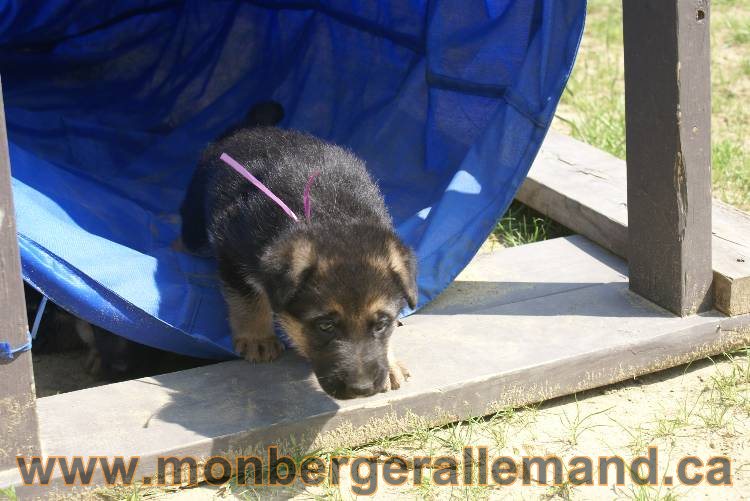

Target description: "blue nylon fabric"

left=2, top=0, right=586, bottom=359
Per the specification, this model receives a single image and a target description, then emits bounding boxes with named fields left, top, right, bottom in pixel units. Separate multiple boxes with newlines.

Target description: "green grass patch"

left=503, top=0, right=750, bottom=244
left=492, top=201, right=570, bottom=247
left=0, top=487, right=17, bottom=501
left=553, top=0, right=750, bottom=211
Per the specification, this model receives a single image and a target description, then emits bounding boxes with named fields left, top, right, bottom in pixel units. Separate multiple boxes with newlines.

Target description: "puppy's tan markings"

left=367, top=255, right=390, bottom=274
left=326, top=301, right=345, bottom=317
left=365, top=296, right=393, bottom=316
left=316, top=256, right=334, bottom=274
left=386, top=240, right=418, bottom=308
left=353, top=295, right=394, bottom=325
left=367, top=242, right=416, bottom=303
left=384, top=343, right=410, bottom=391
left=224, top=285, right=284, bottom=362
left=387, top=240, right=409, bottom=278
left=277, top=313, right=310, bottom=357
left=289, top=238, right=315, bottom=281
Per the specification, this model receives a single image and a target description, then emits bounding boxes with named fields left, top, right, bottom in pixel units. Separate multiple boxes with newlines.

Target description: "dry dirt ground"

left=32, top=349, right=108, bottom=397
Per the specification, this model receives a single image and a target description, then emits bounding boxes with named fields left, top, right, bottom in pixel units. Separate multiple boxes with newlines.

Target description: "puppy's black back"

left=180, top=101, right=285, bottom=252
left=181, top=105, right=392, bottom=286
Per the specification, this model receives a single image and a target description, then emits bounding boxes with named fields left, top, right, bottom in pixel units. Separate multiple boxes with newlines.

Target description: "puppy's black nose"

left=346, top=380, right=376, bottom=397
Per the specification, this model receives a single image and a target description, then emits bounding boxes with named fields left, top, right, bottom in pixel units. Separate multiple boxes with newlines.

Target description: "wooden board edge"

left=523, top=133, right=750, bottom=316
left=11, top=314, right=750, bottom=498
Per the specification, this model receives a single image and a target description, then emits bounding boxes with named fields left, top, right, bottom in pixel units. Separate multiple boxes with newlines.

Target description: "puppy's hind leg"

left=223, top=283, right=284, bottom=363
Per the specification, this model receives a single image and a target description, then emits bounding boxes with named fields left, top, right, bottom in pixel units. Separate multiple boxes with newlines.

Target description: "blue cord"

left=0, top=295, right=47, bottom=361
left=31, top=295, right=48, bottom=340
left=0, top=332, right=32, bottom=360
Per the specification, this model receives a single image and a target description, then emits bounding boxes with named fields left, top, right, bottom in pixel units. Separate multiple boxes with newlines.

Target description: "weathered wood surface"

left=0, top=79, right=41, bottom=473
left=517, top=132, right=750, bottom=316
left=621, top=0, right=713, bottom=315
left=16, top=236, right=748, bottom=495
left=712, top=201, right=750, bottom=316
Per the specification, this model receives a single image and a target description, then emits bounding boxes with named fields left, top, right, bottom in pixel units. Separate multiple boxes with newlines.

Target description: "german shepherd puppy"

left=180, top=102, right=416, bottom=399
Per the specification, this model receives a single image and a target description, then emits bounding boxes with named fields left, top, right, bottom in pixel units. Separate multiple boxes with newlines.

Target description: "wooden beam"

left=12, top=236, right=749, bottom=495
left=621, top=0, right=713, bottom=316
left=517, top=131, right=750, bottom=316
left=0, top=78, right=41, bottom=473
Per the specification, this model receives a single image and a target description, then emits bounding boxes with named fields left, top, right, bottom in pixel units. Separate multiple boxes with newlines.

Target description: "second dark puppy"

left=180, top=102, right=416, bottom=399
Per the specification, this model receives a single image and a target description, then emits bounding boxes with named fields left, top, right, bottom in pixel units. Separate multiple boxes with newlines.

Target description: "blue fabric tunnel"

left=1, top=0, right=586, bottom=359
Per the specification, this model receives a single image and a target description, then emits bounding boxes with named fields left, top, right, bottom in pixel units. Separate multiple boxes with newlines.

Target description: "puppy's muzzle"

left=316, top=363, right=389, bottom=399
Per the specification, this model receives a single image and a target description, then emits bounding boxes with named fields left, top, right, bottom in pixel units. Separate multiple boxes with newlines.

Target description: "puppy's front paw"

left=383, top=360, right=410, bottom=391
left=234, top=336, right=284, bottom=363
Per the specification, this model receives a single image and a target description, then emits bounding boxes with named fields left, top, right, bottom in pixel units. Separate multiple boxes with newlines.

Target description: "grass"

left=623, top=483, right=681, bottom=501
left=557, top=399, right=614, bottom=447
left=0, top=487, right=17, bottom=501
left=497, top=0, right=750, bottom=242
left=553, top=0, right=750, bottom=211
left=492, top=201, right=569, bottom=247
left=695, top=350, right=750, bottom=432
left=709, top=350, right=750, bottom=414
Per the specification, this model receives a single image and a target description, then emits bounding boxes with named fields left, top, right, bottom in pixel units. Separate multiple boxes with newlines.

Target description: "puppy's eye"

left=316, top=320, right=335, bottom=333
left=372, top=318, right=391, bottom=335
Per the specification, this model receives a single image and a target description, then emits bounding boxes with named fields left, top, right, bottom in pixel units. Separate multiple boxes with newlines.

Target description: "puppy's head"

left=259, top=223, right=417, bottom=399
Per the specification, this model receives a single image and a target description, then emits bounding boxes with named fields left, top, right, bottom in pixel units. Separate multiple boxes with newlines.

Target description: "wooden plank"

left=518, top=132, right=630, bottom=258
left=711, top=201, right=750, bottom=316
left=0, top=78, right=41, bottom=472
left=426, top=235, right=628, bottom=315
left=12, top=236, right=748, bottom=494
left=621, top=0, right=713, bottom=316
left=517, top=131, right=750, bottom=316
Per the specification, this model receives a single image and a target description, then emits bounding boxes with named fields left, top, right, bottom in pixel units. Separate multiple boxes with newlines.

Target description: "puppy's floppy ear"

left=259, top=234, right=317, bottom=309
left=386, top=237, right=418, bottom=310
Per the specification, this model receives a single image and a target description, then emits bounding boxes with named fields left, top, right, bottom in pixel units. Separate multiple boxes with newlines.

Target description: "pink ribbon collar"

left=219, top=152, right=319, bottom=222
